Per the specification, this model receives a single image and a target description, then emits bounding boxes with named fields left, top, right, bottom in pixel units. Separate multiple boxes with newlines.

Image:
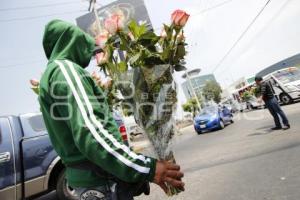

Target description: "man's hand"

left=153, top=160, right=185, bottom=193
left=257, top=96, right=263, bottom=104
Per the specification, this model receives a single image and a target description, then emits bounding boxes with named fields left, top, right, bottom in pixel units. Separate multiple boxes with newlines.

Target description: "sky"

left=0, top=0, right=300, bottom=116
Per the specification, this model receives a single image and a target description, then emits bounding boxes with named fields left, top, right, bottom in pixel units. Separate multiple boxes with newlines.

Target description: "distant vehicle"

left=263, top=67, right=300, bottom=104
left=220, top=98, right=246, bottom=112
left=223, top=104, right=234, bottom=113
left=231, top=85, right=264, bottom=111
left=0, top=112, right=129, bottom=200
left=194, top=106, right=234, bottom=134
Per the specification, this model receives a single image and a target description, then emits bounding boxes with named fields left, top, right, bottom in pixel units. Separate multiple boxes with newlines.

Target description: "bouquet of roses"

left=95, top=9, right=190, bottom=196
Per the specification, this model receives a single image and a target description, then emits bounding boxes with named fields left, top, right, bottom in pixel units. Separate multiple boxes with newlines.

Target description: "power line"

left=0, top=1, right=83, bottom=12
left=0, top=0, right=236, bottom=68
left=0, top=10, right=87, bottom=22
left=193, top=0, right=235, bottom=16
left=211, top=0, right=272, bottom=73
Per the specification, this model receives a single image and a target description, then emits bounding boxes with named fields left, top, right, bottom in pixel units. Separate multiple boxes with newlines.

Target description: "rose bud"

left=171, top=9, right=190, bottom=27
left=30, top=79, right=40, bottom=87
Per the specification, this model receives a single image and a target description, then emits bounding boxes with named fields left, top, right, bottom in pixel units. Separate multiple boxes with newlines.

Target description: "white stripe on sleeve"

left=55, top=60, right=150, bottom=174
left=65, top=60, right=151, bottom=164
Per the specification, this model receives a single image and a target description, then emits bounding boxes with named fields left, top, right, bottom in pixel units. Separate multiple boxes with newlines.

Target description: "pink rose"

left=104, top=14, right=125, bottom=35
left=95, top=52, right=109, bottom=65
left=171, top=9, right=190, bottom=27
left=30, top=79, right=39, bottom=87
left=95, top=32, right=109, bottom=49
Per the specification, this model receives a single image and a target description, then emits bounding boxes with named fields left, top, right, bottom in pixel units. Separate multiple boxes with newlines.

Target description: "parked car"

left=0, top=112, right=129, bottom=200
left=220, top=98, right=246, bottom=112
left=194, top=105, right=234, bottom=134
left=222, top=103, right=235, bottom=113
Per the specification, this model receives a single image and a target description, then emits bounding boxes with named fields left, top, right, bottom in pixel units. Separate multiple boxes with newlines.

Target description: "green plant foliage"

left=202, top=80, right=222, bottom=103
left=242, top=91, right=253, bottom=101
left=31, top=87, right=39, bottom=95
left=182, top=98, right=200, bottom=117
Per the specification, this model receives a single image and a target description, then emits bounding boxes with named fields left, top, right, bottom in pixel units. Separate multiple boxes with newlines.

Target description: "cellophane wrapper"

left=118, top=64, right=181, bottom=195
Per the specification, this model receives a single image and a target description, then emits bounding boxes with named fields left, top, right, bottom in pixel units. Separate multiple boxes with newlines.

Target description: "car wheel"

left=230, top=119, right=234, bottom=123
left=219, top=120, right=225, bottom=129
left=56, top=170, right=77, bottom=200
left=197, top=131, right=202, bottom=135
left=280, top=93, right=292, bottom=105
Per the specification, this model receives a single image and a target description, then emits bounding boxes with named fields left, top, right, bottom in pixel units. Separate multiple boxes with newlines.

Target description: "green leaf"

left=175, top=44, right=186, bottom=59
left=128, top=20, right=147, bottom=38
left=138, top=31, right=157, bottom=40
left=144, top=55, right=164, bottom=66
left=107, top=34, right=119, bottom=44
left=163, top=24, right=173, bottom=40
left=119, top=43, right=128, bottom=51
left=128, top=52, right=141, bottom=66
left=161, top=48, right=171, bottom=61
left=138, top=24, right=147, bottom=37
left=118, top=61, right=128, bottom=72
left=138, top=32, right=160, bottom=49
left=174, top=65, right=187, bottom=72
left=107, top=62, right=117, bottom=75
left=31, top=87, right=39, bottom=95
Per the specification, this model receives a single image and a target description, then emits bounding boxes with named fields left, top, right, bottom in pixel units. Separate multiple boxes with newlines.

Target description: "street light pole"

left=184, top=70, right=202, bottom=111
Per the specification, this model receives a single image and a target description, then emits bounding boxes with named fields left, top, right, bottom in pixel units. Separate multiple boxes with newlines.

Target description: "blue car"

left=194, top=106, right=234, bottom=134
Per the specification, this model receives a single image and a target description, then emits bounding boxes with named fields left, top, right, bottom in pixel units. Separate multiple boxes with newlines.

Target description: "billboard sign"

left=76, top=0, right=153, bottom=37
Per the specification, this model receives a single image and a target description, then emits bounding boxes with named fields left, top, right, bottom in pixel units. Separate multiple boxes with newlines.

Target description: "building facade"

left=181, top=74, right=217, bottom=100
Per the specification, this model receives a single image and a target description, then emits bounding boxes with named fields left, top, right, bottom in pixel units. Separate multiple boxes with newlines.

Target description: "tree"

left=182, top=98, right=200, bottom=117
left=202, top=80, right=222, bottom=103
left=241, top=91, right=253, bottom=101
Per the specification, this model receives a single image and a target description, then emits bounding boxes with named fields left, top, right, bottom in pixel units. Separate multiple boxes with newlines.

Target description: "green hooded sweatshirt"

left=39, top=19, right=156, bottom=187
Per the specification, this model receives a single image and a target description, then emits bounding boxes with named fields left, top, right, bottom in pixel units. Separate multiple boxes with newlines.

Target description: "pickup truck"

left=0, top=112, right=128, bottom=200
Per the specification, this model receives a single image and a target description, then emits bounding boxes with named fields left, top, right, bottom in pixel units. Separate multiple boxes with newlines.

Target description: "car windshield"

left=273, top=68, right=300, bottom=84
left=200, top=106, right=217, bottom=115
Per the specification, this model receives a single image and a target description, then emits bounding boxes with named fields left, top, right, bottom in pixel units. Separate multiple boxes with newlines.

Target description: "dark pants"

left=265, top=97, right=289, bottom=128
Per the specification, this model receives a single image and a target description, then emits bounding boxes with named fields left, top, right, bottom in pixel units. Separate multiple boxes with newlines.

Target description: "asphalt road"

left=36, top=103, right=300, bottom=200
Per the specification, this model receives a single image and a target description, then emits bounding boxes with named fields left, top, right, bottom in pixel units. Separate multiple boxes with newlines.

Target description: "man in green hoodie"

left=39, top=19, right=184, bottom=200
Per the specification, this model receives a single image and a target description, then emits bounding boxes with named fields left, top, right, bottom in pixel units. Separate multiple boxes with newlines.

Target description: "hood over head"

left=43, top=19, right=95, bottom=68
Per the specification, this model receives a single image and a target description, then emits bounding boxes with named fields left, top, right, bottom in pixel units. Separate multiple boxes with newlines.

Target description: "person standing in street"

left=39, top=19, right=184, bottom=200
left=255, top=76, right=290, bottom=130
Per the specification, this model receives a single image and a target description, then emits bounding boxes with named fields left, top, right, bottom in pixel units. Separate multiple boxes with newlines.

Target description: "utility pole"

left=184, top=70, right=202, bottom=111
